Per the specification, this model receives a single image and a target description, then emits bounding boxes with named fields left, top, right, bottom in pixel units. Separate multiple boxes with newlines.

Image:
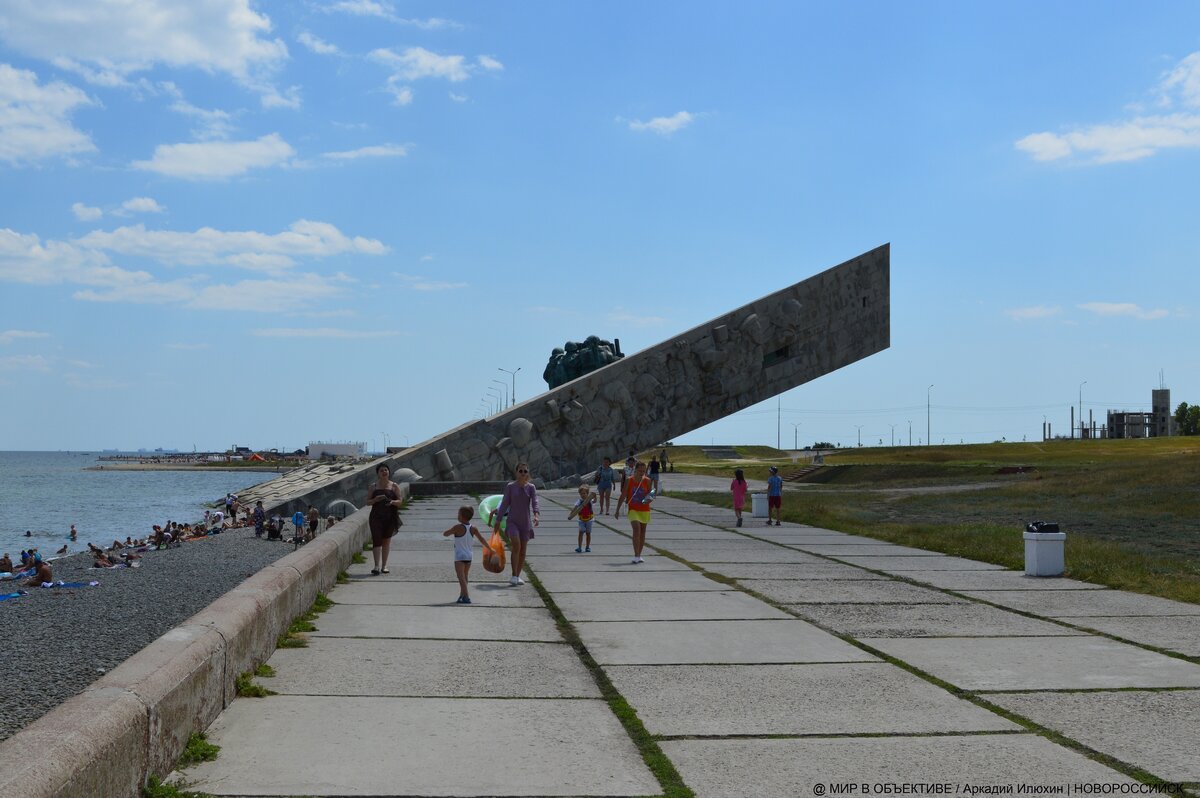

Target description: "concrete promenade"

left=179, top=492, right=1200, bottom=797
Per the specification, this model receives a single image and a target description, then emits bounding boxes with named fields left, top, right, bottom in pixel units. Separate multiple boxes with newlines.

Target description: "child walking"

left=730, top=468, right=748, bottom=527
left=568, top=485, right=596, bottom=552
left=443, top=505, right=490, bottom=604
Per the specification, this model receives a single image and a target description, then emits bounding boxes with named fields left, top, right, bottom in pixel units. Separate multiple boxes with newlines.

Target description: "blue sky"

left=1, top=1, right=1197, bottom=453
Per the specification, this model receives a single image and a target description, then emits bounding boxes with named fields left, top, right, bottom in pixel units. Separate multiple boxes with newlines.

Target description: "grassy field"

left=661, top=438, right=1200, bottom=604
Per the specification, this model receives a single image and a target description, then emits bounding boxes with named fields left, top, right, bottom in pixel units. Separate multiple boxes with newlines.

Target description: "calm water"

left=0, top=451, right=278, bottom=557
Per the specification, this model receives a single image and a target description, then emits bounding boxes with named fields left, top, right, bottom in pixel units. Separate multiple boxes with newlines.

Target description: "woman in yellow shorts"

left=615, top=460, right=655, bottom=563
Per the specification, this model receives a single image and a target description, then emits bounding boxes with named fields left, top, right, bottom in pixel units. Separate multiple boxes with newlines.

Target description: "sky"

left=1, top=1, right=1198, bottom=453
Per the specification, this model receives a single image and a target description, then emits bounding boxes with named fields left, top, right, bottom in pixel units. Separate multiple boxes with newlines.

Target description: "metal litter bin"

left=1023, top=521, right=1065, bottom=577
left=751, top=493, right=768, bottom=518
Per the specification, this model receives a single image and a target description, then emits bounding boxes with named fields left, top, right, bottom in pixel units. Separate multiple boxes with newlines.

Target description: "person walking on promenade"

left=648, top=456, right=661, bottom=494
left=492, top=462, right=540, bottom=586
left=568, top=485, right=596, bottom=552
left=730, top=468, right=748, bottom=527
left=614, top=460, right=655, bottom=563
left=367, top=464, right=403, bottom=575
left=595, top=457, right=616, bottom=515
left=766, top=466, right=784, bottom=526
left=443, top=505, right=489, bottom=604
left=614, top=456, right=635, bottom=520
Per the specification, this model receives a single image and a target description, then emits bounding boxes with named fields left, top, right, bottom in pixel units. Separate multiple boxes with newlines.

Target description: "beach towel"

left=44, top=581, right=100, bottom=588
left=0, top=590, right=28, bottom=601
left=0, top=569, right=35, bottom=582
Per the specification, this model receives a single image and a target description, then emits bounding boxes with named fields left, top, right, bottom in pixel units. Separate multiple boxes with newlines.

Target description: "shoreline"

left=85, top=463, right=292, bottom=473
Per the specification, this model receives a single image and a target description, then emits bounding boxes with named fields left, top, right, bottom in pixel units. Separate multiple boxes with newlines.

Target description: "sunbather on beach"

left=26, top=561, right=52, bottom=587
left=110, top=539, right=124, bottom=550
left=93, top=553, right=115, bottom=568
left=0, top=553, right=12, bottom=572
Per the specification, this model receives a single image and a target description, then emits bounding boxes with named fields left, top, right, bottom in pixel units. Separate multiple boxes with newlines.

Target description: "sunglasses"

left=517, top=469, right=529, bottom=473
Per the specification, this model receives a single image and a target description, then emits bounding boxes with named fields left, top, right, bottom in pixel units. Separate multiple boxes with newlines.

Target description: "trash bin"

left=751, top=493, right=768, bottom=518
left=1023, top=521, right=1065, bottom=577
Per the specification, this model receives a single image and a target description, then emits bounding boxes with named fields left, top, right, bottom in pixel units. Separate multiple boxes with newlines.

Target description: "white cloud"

left=477, top=55, right=504, bottom=72
left=116, top=197, right=165, bottom=216
left=72, top=202, right=103, bottom=221
left=0, top=354, right=51, bottom=371
left=132, top=133, right=295, bottom=179
left=297, top=32, right=340, bottom=56
left=0, top=228, right=150, bottom=288
left=385, top=82, right=413, bottom=106
left=420, top=254, right=434, bottom=262
left=608, top=307, right=666, bottom=327
left=1078, top=302, right=1168, bottom=320
left=75, top=272, right=349, bottom=312
left=370, top=47, right=470, bottom=82
left=260, top=85, right=302, bottom=110
left=0, top=1, right=289, bottom=100
left=1005, top=305, right=1061, bottom=321
left=321, top=2, right=461, bottom=29
left=166, top=93, right=235, bottom=140
left=449, top=92, right=467, bottom=103
left=322, top=143, right=408, bottom=160
left=252, top=327, right=400, bottom=338
left=396, top=273, right=467, bottom=291
left=1015, top=114, right=1200, bottom=164
left=76, top=219, right=387, bottom=271
left=628, top=111, right=695, bottom=136
left=0, top=64, right=96, bottom=164
left=1018, top=51, right=1200, bottom=164
left=0, top=329, right=50, bottom=345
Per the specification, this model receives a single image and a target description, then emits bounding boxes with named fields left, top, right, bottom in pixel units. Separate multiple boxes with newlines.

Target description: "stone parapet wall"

left=257, top=245, right=889, bottom=516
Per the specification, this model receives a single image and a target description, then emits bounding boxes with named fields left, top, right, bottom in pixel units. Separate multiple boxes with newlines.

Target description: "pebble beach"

left=0, top=528, right=299, bottom=742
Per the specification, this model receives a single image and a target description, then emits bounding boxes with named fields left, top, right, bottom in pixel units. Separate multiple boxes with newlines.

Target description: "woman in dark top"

left=367, top=464, right=403, bottom=575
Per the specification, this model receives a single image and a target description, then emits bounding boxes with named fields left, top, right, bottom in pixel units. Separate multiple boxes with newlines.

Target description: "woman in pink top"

left=730, top=468, right=748, bottom=528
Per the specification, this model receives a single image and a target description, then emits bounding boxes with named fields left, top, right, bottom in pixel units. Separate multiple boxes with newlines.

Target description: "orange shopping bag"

left=482, top=530, right=506, bottom=573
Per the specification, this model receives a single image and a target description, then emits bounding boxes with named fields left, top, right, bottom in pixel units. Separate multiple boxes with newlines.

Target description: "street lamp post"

left=488, top=387, right=502, bottom=414
left=791, top=422, right=801, bottom=450
left=889, top=424, right=896, bottom=447
left=855, top=425, right=863, bottom=448
left=927, top=384, right=934, bottom=447
left=908, top=420, right=912, bottom=446
left=1078, top=380, right=1087, bottom=440
left=499, top=367, right=520, bottom=407
left=491, top=379, right=509, bottom=408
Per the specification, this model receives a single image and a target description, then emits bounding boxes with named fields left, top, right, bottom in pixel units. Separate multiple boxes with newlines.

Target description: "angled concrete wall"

left=250, top=244, right=889, bottom=516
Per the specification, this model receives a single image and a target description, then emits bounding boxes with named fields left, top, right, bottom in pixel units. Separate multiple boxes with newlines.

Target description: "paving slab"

left=794, top=602, right=1089, bottom=638
left=705, top=562, right=888, bottom=580
left=797, top=543, right=947, bottom=557
left=258, top=637, right=596, bottom=698
left=1055, top=614, right=1200, bottom=656
left=864, top=636, right=1200, bottom=690
left=836, top=555, right=1006, bottom=571
left=577, top=619, right=877, bottom=665
left=535, top=570, right=727, bottom=593
left=346, top=564, right=515, bottom=582
left=605, top=663, right=1019, bottom=735
left=651, top=544, right=822, bottom=563
left=183, top=695, right=658, bottom=796
left=893, top=570, right=1107, bottom=591
left=328, top=580, right=546, bottom=607
left=525, top=544, right=642, bottom=556
left=627, top=526, right=748, bottom=540
left=556, top=590, right=792, bottom=622
left=526, top=555, right=689, bottom=572
left=988, top=690, right=1200, bottom=784
left=744, top=579, right=966, bottom=604
left=660, top=734, right=1134, bottom=798
left=750, top=533, right=898, bottom=545
left=309, top=603, right=563, bottom=642
left=962, top=589, right=1200, bottom=617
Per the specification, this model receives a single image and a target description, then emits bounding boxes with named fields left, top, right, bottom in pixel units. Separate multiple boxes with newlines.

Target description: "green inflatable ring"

left=478, top=494, right=505, bottom=531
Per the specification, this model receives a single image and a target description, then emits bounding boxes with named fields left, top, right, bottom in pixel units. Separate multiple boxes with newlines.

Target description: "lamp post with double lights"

left=791, top=422, right=802, bottom=450
left=927, top=385, right=934, bottom=447
left=1078, top=380, right=1087, bottom=439
left=499, top=367, right=520, bottom=407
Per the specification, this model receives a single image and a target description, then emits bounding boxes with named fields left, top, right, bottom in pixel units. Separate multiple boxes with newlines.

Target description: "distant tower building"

left=1152, top=388, right=1173, bottom=437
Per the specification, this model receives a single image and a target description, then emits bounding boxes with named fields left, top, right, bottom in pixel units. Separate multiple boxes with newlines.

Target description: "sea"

left=0, top=451, right=278, bottom=557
